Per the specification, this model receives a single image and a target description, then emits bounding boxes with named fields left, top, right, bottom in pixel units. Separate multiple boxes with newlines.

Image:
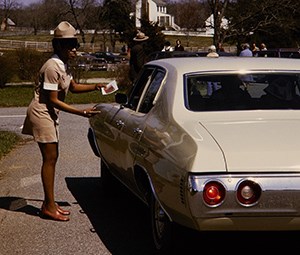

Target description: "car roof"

left=147, top=50, right=234, bottom=61
left=146, top=57, right=300, bottom=74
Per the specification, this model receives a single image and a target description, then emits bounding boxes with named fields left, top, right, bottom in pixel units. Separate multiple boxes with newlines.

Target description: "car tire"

left=150, top=193, right=173, bottom=255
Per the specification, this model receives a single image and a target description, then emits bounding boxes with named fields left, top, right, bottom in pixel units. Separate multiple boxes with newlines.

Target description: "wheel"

left=150, top=193, right=173, bottom=254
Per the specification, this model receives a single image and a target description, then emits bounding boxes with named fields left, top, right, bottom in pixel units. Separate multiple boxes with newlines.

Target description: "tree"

left=166, top=0, right=209, bottom=47
left=134, top=0, right=165, bottom=55
left=139, top=17, right=165, bottom=56
left=206, top=0, right=300, bottom=49
left=101, top=0, right=135, bottom=51
left=0, top=0, right=19, bottom=30
left=205, top=0, right=230, bottom=49
left=226, top=0, right=300, bottom=48
left=61, top=0, right=101, bottom=44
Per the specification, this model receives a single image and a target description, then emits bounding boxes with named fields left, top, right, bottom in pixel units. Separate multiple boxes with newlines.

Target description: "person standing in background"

left=206, top=45, right=219, bottom=58
left=129, top=30, right=149, bottom=83
left=260, top=43, right=267, bottom=51
left=162, top=41, right=174, bottom=52
left=252, top=43, right=259, bottom=52
left=252, top=43, right=260, bottom=57
left=206, top=45, right=219, bottom=96
left=21, top=21, right=106, bottom=221
left=260, top=43, right=268, bottom=57
left=239, top=43, right=253, bottom=57
left=217, top=42, right=225, bottom=52
left=174, top=39, right=184, bottom=51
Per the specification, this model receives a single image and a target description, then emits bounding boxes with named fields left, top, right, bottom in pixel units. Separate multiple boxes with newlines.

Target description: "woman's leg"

left=38, top=142, right=69, bottom=221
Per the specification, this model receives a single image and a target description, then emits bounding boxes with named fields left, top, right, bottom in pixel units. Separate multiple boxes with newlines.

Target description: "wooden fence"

left=0, top=38, right=237, bottom=53
left=0, top=39, right=105, bottom=52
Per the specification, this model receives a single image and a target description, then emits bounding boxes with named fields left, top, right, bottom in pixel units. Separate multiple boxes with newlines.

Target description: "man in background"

left=129, top=30, right=149, bottom=83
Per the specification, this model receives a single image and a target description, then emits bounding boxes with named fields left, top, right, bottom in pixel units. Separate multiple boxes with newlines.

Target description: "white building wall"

left=148, top=0, right=157, bottom=22
left=135, top=0, right=177, bottom=30
left=135, top=0, right=142, bottom=28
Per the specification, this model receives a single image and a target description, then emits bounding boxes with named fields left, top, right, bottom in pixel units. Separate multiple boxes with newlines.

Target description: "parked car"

left=88, top=56, right=300, bottom=253
left=255, top=48, right=300, bottom=58
left=89, top=57, right=108, bottom=71
left=91, top=51, right=126, bottom=63
left=70, top=52, right=95, bottom=71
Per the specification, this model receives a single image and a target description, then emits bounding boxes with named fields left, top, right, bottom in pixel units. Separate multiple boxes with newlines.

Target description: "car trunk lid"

left=198, top=112, right=300, bottom=172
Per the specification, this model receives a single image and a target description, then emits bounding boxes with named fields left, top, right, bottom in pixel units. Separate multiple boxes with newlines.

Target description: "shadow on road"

left=65, top=176, right=155, bottom=255
left=0, top=197, right=72, bottom=219
left=65, top=177, right=299, bottom=254
left=0, top=197, right=40, bottom=217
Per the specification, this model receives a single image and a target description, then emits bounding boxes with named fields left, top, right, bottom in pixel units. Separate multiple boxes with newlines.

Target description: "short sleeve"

left=43, top=66, right=59, bottom=91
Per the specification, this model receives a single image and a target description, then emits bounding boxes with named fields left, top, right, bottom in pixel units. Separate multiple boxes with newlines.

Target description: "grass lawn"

left=0, top=84, right=115, bottom=107
left=0, top=130, right=21, bottom=160
left=0, top=69, right=117, bottom=107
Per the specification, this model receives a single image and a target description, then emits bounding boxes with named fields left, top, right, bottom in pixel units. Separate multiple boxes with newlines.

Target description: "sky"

left=21, top=0, right=40, bottom=6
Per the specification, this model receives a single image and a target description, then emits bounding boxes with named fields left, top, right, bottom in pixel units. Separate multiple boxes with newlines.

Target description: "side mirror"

left=115, top=93, right=128, bottom=104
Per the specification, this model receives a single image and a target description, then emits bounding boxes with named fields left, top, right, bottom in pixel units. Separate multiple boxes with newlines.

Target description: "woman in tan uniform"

left=22, top=21, right=105, bottom=221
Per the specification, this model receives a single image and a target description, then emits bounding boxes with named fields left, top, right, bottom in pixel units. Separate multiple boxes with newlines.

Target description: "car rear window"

left=185, top=73, right=300, bottom=111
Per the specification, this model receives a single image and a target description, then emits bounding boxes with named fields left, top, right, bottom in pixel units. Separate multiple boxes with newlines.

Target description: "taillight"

left=203, top=181, right=226, bottom=206
left=236, top=179, right=261, bottom=206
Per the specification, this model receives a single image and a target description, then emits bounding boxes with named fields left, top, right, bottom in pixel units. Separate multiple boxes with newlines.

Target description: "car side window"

left=138, top=69, right=165, bottom=114
left=127, top=68, right=156, bottom=110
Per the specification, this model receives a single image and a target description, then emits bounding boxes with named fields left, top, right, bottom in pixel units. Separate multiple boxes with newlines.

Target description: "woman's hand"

left=94, top=83, right=107, bottom=91
left=82, top=107, right=101, bottom=117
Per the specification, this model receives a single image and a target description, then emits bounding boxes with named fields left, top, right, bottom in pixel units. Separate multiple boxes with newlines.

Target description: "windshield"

left=185, top=73, right=300, bottom=111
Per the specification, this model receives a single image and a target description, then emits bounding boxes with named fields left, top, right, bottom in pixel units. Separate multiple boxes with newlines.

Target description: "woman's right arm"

left=48, top=90, right=98, bottom=117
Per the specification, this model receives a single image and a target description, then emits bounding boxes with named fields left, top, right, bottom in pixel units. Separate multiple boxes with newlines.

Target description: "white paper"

left=101, top=80, right=118, bottom=95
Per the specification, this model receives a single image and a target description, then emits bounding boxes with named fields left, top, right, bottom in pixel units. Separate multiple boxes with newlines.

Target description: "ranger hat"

left=54, top=21, right=76, bottom=38
left=133, top=30, right=149, bottom=41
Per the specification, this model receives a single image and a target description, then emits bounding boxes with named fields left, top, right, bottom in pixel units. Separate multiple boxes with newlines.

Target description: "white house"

left=205, top=13, right=228, bottom=35
left=135, top=0, right=179, bottom=30
left=1, top=17, right=16, bottom=31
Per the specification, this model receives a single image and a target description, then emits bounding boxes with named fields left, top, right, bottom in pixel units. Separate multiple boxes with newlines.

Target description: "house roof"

left=152, top=0, right=167, bottom=6
left=6, top=18, right=16, bottom=26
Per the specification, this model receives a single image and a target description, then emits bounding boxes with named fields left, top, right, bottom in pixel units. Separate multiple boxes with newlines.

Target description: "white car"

left=88, top=56, right=300, bottom=253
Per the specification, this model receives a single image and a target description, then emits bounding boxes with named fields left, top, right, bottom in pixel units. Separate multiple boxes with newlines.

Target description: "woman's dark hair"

left=52, top=38, right=79, bottom=53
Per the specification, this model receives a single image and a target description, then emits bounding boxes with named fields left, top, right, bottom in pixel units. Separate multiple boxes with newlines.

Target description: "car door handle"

left=133, top=127, right=143, bottom=135
left=116, top=119, right=125, bottom=128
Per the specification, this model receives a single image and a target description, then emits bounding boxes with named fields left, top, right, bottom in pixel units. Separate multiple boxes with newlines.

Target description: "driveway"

left=0, top=106, right=154, bottom=255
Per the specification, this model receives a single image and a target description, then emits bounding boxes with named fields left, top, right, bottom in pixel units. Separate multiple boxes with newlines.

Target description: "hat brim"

left=133, top=36, right=149, bottom=41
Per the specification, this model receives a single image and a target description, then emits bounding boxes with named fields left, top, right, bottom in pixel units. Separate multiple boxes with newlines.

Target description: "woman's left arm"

left=69, top=79, right=106, bottom=93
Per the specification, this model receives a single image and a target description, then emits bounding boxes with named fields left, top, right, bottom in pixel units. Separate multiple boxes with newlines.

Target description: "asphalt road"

left=0, top=105, right=154, bottom=255
left=1, top=106, right=300, bottom=255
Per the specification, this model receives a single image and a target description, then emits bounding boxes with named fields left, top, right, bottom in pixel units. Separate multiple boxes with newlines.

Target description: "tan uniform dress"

left=22, top=55, right=72, bottom=143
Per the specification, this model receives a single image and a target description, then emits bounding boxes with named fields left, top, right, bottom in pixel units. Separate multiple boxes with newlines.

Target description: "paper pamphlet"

left=101, top=80, right=118, bottom=95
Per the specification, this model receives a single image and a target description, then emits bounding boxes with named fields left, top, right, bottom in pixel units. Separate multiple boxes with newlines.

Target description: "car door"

left=116, top=67, right=166, bottom=190
left=101, top=67, right=157, bottom=182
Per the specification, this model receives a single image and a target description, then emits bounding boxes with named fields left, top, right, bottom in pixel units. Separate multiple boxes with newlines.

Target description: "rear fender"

left=134, top=165, right=173, bottom=222
left=87, top=128, right=100, bottom=157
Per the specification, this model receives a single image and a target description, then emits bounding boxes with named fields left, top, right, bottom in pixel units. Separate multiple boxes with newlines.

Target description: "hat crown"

left=133, top=30, right=149, bottom=41
left=54, top=21, right=76, bottom=38
left=136, top=32, right=145, bottom=39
